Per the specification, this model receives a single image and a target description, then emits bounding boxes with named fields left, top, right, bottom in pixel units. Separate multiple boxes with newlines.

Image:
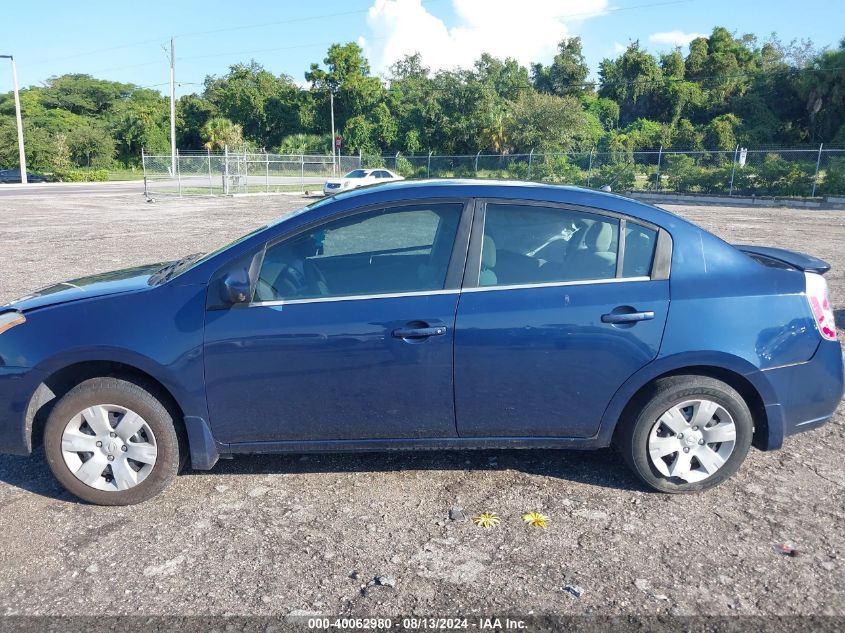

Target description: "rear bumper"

left=0, top=366, right=43, bottom=456
left=761, top=339, right=844, bottom=447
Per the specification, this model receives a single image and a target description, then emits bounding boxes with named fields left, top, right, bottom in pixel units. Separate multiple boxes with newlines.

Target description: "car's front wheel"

left=43, top=377, right=183, bottom=505
left=617, top=375, right=753, bottom=493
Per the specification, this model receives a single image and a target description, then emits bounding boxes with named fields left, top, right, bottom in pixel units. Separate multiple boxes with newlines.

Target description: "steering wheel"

left=255, top=262, right=330, bottom=301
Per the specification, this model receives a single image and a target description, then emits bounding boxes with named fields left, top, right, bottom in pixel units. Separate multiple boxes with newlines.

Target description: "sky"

left=0, top=0, right=842, bottom=97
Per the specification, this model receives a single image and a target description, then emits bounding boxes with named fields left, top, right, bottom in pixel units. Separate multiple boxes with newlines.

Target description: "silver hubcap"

left=648, top=399, right=736, bottom=483
left=61, top=404, right=157, bottom=491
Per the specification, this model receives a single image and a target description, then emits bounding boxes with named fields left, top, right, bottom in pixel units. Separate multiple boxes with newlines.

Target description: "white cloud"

left=613, top=42, right=627, bottom=54
left=365, top=0, right=609, bottom=74
left=648, top=30, right=706, bottom=48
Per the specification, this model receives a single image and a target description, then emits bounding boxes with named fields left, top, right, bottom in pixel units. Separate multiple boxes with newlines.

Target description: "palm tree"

left=482, top=106, right=510, bottom=154
left=201, top=117, right=244, bottom=151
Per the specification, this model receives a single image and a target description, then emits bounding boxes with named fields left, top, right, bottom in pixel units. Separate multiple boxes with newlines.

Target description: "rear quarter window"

left=622, top=223, right=658, bottom=278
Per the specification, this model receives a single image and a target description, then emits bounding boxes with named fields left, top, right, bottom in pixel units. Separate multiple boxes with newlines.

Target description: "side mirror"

left=220, top=269, right=252, bottom=305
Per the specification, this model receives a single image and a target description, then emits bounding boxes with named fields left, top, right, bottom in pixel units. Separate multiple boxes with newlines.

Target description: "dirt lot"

left=0, top=188, right=843, bottom=622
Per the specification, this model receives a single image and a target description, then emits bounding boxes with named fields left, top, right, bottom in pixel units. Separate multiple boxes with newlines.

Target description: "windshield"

left=344, top=169, right=368, bottom=178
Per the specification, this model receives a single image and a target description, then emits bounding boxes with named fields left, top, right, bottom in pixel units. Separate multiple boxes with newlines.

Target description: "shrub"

left=662, top=154, right=732, bottom=193
left=531, top=155, right=586, bottom=185
left=506, top=161, right=529, bottom=180
left=819, top=157, right=845, bottom=197
left=53, top=169, right=110, bottom=182
left=394, top=154, right=416, bottom=178
left=360, top=154, right=385, bottom=169
left=593, top=160, right=635, bottom=191
left=752, top=154, right=814, bottom=197
left=664, top=154, right=700, bottom=192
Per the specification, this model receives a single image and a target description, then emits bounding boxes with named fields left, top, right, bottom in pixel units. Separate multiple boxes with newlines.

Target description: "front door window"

left=255, top=203, right=464, bottom=302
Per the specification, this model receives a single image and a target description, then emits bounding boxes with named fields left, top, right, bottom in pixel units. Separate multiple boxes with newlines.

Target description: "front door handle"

left=601, top=310, right=655, bottom=324
left=392, top=326, right=448, bottom=339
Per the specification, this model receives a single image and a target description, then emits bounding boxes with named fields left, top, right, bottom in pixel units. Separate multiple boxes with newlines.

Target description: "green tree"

left=177, top=94, right=216, bottom=150
left=204, top=61, right=300, bottom=148
left=475, top=54, right=532, bottom=101
left=67, top=122, right=116, bottom=168
left=796, top=38, right=845, bottom=141
left=670, top=118, right=704, bottom=149
left=703, top=113, right=741, bottom=150
left=388, top=54, right=440, bottom=153
left=40, top=74, right=133, bottom=115
left=531, top=37, right=591, bottom=97
left=598, top=42, right=664, bottom=126
left=305, top=42, right=387, bottom=136
left=109, top=88, right=170, bottom=162
left=505, top=92, right=592, bottom=153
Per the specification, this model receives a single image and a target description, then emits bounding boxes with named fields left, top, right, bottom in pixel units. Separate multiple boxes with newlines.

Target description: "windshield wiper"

left=148, top=253, right=205, bottom=285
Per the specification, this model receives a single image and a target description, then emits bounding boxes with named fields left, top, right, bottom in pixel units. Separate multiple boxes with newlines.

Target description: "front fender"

left=32, top=344, right=207, bottom=422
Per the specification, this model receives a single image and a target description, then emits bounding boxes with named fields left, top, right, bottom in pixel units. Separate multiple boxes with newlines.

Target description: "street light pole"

left=329, top=90, right=336, bottom=176
left=1, top=55, right=27, bottom=183
left=169, top=38, right=177, bottom=178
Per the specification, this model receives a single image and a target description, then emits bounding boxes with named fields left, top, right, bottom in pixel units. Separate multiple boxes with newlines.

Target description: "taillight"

left=805, top=272, right=837, bottom=341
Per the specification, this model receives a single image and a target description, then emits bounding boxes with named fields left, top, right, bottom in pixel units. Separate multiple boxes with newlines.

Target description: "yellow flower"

left=472, top=512, right=501, bottom=528
left=522, top=511, right=549, bottom=528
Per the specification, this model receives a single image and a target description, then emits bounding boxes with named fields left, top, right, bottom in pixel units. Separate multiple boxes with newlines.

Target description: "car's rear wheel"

left=617, top=375, right=753, bottom=493
left=43, top=377, right=183, bottom=505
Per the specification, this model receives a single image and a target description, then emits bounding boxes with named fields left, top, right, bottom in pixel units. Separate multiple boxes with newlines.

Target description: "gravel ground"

left=0, top=189, right=843, bottom=620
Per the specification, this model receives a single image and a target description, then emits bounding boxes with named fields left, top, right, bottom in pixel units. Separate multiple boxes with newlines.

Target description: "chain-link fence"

left=141, top=149, right=362, bottom=197
left=142, top=145, right=845, bottom=199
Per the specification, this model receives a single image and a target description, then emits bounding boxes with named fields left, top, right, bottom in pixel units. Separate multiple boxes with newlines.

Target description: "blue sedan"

left=0, top=180, right=842, bottom=505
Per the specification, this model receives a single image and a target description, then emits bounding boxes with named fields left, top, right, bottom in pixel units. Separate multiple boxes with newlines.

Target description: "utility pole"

left=329, top=90, right=336, bottom=176
left=1, top=55, right=27, bottom=183
left=169, top=38, right=176, bottom=177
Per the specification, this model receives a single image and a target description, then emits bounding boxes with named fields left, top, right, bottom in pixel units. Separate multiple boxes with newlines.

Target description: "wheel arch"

left=598, top=352, right=783, bottom=452
left=25, top=360, right=186, bottom=453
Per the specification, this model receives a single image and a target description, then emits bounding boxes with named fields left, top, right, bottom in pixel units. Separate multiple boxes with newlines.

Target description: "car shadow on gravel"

left=0, top=447, right=644, bottom=504
left=194, top=447, right=645, bottom=492
left=0, top=448, right=70, bottom=501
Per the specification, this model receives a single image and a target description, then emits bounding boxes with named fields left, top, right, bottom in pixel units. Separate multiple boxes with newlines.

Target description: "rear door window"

left=479, top=204, right=619, bottom=286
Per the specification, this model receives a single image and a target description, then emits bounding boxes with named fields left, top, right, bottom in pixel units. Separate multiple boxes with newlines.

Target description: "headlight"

left=0, top=311, right=26, bottom=335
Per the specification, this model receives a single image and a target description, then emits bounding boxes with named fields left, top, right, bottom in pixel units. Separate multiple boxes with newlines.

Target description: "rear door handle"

left=601, top=311, right=655, bottom=324
left=392, top=326, right=448, bottom=339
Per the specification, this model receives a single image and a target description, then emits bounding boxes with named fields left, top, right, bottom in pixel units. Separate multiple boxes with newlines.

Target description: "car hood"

left=3, top=261, right=171, bottom=312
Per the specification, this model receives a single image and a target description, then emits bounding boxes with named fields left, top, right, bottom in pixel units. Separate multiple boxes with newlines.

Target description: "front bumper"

left=0, top=366, right=43, bottom=456
left=761, top=339, right=845, bottom=446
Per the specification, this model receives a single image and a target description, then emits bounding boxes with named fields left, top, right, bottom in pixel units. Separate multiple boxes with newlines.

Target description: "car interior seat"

left=479, top=235, right=498, bottom=286
left=565, top=221, right=617, bottom=280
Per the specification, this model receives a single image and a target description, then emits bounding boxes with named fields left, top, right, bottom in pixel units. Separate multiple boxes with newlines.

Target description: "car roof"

left=317, top=178, right=685, bottom=228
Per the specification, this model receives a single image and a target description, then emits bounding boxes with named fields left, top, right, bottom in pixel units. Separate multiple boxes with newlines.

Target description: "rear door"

left=454, top=200, right=671, bottom=438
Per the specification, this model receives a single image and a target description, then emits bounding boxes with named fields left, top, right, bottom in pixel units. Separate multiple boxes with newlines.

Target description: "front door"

left=454, top=201, right=670, bottom=438
left=204, top=201, right=470, bottom=444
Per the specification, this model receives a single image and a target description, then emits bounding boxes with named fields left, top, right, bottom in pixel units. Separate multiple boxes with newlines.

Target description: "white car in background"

left=323, top=168, right=404, bottom=195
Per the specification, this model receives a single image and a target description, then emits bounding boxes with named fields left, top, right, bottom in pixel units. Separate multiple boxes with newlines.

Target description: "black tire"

left=616, top=375, right=753, bottom=493
left=43, top=377, right=183, bottom=505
